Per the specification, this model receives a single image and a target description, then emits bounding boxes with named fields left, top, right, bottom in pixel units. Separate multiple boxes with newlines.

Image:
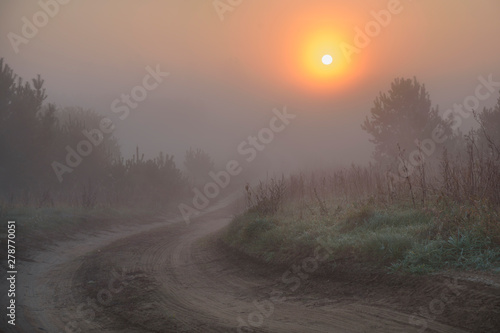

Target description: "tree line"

left=0, top=58, right=215, bottom=208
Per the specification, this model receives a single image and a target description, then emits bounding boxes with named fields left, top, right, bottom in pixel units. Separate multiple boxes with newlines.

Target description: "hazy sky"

left=1, top=0, right=500, bottom=173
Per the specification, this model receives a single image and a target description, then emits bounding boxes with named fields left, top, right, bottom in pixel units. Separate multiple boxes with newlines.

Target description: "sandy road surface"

left=4, top=206, right=499, bottom=332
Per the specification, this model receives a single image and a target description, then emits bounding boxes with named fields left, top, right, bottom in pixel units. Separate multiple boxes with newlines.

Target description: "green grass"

left=392, top=229, right=500, bottom=273
left=223, top=200, right=500, bottom=274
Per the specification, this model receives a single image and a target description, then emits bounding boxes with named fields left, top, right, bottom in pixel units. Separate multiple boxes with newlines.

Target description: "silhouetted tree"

left=362, top=77, right=453, bottom=165
left=183, top=148, right=214, bottom=186
left=0, top=58, right=57, bottom=192
left=105, top=147, right=186, bottom=207
left=477, top=93, right=500, bottom=157
left=55, top=106, right=121, bottom=182
left=0, top=58, right=188, bottom=207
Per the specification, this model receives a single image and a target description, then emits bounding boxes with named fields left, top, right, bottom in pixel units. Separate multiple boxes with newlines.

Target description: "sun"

left=252, top=6, right=370, bottom=96
left=285, top=26, right=367, bottom=94
left=299, top=32, right=349, bottom=81
left=322, top=54, right=333, bottom=65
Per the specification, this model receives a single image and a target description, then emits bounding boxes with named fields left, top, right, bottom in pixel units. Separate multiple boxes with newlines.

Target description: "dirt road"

left=8, top=206, right=500, bottom=332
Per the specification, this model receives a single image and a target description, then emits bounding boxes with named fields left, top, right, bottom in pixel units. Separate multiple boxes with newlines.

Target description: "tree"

left=54, top=107, right=121, bottom=186
left=0, top=58, right=58, bottom=192
left=183, top=148, right=214, bottom=186
left=477, top=92, right=500, bottom=156
left=0, top=58, right=188, bottom=207
left=362, top=77, right=453, bottom=165
left=106, top=147, right=186, bottom=207
left=0, top=59, right=121, bottom=197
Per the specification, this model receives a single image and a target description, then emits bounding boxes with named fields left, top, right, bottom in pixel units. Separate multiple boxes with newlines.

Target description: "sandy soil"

left=4, top=205, right=500, bottom=332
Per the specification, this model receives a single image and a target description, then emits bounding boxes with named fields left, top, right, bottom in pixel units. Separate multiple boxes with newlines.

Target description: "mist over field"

left=1, top=1, right=500, bottom=332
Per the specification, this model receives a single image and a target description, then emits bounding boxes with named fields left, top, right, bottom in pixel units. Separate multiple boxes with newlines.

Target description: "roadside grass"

left=223, top=200, right=500, bottom=274
left=1, top=205, right=153, bottom=231
left=0, top=204, right=157, bottom=258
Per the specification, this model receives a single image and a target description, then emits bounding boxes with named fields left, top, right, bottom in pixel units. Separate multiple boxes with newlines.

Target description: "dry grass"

left=228, top=131, right=500, bottom=274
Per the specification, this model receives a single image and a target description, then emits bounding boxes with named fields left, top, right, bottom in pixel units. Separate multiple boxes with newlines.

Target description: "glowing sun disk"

left=322, top=54, right=333, bottom=65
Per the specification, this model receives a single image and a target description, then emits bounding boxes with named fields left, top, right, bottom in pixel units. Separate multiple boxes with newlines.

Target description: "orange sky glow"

left=1, top=0, right=499, bottom=167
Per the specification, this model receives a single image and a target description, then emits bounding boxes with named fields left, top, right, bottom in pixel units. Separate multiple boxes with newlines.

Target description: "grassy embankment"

left=223, top=178, right=500, bottom=274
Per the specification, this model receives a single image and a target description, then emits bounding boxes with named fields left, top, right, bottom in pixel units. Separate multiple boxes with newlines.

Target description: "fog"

left=3, top=2, right=500, bottom=332
left=2, top=0, right=500, bottom=175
